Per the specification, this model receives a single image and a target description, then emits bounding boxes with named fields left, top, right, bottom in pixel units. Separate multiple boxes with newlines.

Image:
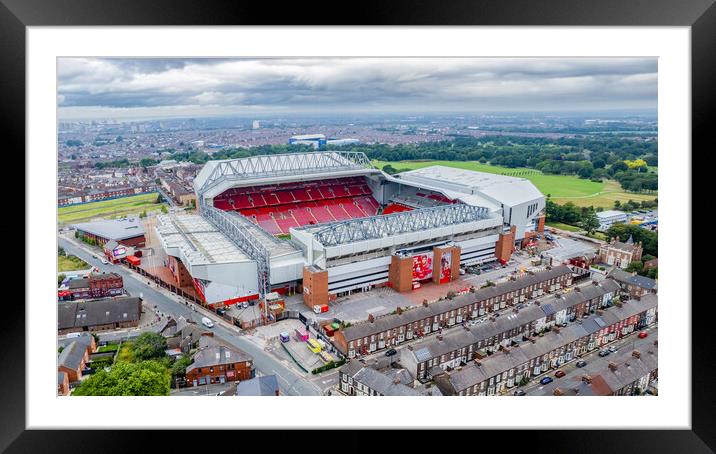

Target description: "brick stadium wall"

left=303, top=267, right=328, bottom=309
left=389, top=255, right=414, bottom=293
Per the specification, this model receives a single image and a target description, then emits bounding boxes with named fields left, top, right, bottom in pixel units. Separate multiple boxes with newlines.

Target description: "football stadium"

left=154, top=151, right=546, bottom=318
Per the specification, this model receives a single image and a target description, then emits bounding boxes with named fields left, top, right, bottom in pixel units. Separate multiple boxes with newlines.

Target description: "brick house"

left=57, top=297, right=142, bottom=334
left=65, top=272, right=124, bottom=300
left=338, top=361, right=422, bottom=396
left=598, top=236, right=643, bottom=268
left=400, top=279, right=622, bottom=380
left=58, top=336, right=96, bottom=383
left=58, top=371, right=70, bottom=396
left=608, top=268, right=658, bottom=298
left=431, top=294, right=657, bottom=395
left=333, top=266, right=573, bottom=358
left=185, top=337, right=255, bottom=387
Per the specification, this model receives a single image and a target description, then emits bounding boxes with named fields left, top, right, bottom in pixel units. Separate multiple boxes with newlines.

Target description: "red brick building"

left=185, top=338, right=255, bottom=387
left=64, top=272, right=124, bottom=300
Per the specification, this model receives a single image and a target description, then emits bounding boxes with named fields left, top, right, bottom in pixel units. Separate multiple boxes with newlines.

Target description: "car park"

left=540, top=376, right=554, bottom=385
left=576, top=360, right=587, bottom=368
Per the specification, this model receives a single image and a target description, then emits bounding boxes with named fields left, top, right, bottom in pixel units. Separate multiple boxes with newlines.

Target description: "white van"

left=201, top=317, right=214, bottom=328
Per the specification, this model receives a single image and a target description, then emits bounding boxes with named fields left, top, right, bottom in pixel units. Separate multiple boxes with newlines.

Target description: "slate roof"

left=236, top=375, right=280, bottom=396
left=341, top=266, right=572, bottom=342
left=58, top=340, right=86, bottom=371
left=608, top=268, right=657, bottom=291
left=339, top=362, right=422, bottom=396
left=186, top=343, right=252, bottom=373
left=58, top=297, right=142, bottom=331
left=72, top=217, right=145, bottom=241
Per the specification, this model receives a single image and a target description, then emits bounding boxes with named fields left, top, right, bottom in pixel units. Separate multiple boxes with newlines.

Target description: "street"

left=58, top=234, right=322, bottom=396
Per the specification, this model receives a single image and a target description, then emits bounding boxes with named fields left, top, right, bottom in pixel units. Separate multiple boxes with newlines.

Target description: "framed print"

left=4, top=0, right=713, bottom=451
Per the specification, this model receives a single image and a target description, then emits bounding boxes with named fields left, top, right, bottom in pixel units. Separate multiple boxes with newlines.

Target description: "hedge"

left=311, top=358, right=347, bottom=375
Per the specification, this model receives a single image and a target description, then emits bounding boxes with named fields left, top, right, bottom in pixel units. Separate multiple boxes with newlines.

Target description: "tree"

left=138, top=210, right=147, bottom=219
left=72, top=360, right=170, bottom=396
left=171, top=356, right=192, bottom=379
left=382, top=164, right=398, bottom=175
left=58, top=247, right=66, bottom=256
left=580, top=211, right=600, bottom=235
left=140, top=157, right=156, bottom=168
left=160, top=205, right=168, bottom=214
left=131, top=332, right=168, bottom=361
left=58, top=274, right=66, bottom=285
left=625, top=261, right=644, bottom=273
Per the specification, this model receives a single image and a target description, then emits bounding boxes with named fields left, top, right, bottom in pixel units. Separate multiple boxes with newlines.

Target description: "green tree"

left=131, top=332, right=168, bottom=361
left=58, top=246, right=66, bottom=256
left=580, top=211, right=600, bottom=235
left=171, top=356, right=192, bottom=379
left=58, top=274, right=66, bottom=285
left=382, top=164, right=398, bottom=175
left=72, top=360, right=170, bottom=396
left=625, top=261, right=644, bottom=273
left=160, top=205, right=168, bottom=214
left=140, top=157, right=156, bottom=168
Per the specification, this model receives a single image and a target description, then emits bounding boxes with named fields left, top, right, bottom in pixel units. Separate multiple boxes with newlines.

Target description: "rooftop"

left=72, top=217, right=145, bottom=241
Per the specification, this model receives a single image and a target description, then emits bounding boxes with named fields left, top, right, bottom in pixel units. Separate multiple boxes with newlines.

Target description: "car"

left=100, top=258, right=109, bottom=264
left=638, top=331, right=649, bottom=339
left=514, top=389, right=527, bottom=396
left=201, top=317, right=214, bottom=328
left=576, top=360, right=587, bottom=368
left=554, top=370, right=566, bottom=378
left=561, top=322, right=568, bottom=328
left=608, top=345, right=618, bottom=353
left=598, top=350, right=610, bottom=357
left=540, top=376, right=554, bottom=385
left=384, top=348, right=397, bottom=357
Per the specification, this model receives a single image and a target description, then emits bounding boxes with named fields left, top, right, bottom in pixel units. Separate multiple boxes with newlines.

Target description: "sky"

left=57, top=57, right=657, bottom=121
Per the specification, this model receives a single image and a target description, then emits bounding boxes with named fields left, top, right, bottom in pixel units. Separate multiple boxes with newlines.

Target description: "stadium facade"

left=154, top=151, right=546, bottom=318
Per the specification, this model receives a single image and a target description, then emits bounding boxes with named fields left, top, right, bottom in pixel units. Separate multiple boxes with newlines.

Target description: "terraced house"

left=333, top=265, right=573, bottom=357
left=400, top=279, right=622, bottom=379
left=432, top=293, right=657, bottom=396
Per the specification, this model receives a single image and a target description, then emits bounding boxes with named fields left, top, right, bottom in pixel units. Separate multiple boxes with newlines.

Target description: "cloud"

left=57, top=57, right=657, bottom=119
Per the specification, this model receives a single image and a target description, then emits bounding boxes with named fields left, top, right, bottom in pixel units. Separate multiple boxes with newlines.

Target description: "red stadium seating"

left=383, top=203, right=413, bottom=215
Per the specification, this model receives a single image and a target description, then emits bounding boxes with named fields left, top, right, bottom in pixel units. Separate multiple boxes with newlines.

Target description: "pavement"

left=521, top=325, right=658, bottom=395
left=58, top=233, right=322, bottom=396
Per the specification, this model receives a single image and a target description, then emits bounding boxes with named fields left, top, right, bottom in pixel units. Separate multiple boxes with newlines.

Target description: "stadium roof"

left=296, top=203, right=494, bottom=247
left=194, top=151, right=377, bottom=200
left=72, top=217, right=145, bottom=241
left=155, top=213, right=251, bottom=266
left=396, top=166, right=544, bottom=208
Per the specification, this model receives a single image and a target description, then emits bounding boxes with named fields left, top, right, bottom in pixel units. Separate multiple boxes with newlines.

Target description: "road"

left=521, top=325, right=658, bottom=395
left=58, top=235, right=322, bottom=396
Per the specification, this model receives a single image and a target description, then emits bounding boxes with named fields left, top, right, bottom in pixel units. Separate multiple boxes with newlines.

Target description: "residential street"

left=58, top=235, right=322, bottom=396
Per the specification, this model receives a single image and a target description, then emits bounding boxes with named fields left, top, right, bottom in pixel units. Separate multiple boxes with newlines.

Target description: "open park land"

left=58, top=193, right=167, bottom=225
left=373, top=160, right=657, bottom=209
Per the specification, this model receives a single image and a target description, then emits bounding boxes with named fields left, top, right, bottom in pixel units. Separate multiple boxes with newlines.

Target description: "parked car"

left=216, top=308, right=226, bottom=316
left=100, top=258, right=109, bottom=264
left=385, top=348, right=397, bottom=357
left=598, top=350, right=610, bottom=357
left=576, top=360, right=587, bottom=368
left=608, top=345, right=618, bottom=353
left=554, top=370, right=566, bottom=378
left=540, top=376, right=554, bottom=385
left=514, top=389, right=527, bottom=396
left=638, top=331, right=649, bottom=339
left=201, top=317, right=214, bottom=328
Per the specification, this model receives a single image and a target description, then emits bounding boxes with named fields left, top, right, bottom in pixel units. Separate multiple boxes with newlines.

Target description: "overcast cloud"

left=57, top=57, right=657, bottom=120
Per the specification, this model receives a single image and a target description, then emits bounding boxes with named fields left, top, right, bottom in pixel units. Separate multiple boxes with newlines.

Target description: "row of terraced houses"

left=333, top=265, right=573, bottom=358
left=431, top=293, right=658, bottom=396
left=400, top=278, right=623, bottom=380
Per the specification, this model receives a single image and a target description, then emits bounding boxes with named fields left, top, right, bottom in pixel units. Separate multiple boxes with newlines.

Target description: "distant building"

left=326, top=138, right=360, bottom=147
left=598, top=236, right=643, bottom=268
left=252, top=120, right=261, bottom=130
left=608, top=268, right=657, bottom=297
left=288, top=134, right=326, bottom=149
left=596, top=210, right=628, bottom=231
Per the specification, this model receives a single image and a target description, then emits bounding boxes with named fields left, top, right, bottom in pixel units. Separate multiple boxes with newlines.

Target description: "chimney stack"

left=596, top=310, right=604, bottom=316
left=396, top=307, right=403, bottom=315
left=368, top=314, right=375, bottom=323
left=632, top=350, right=641, bottom=359
left=582, top=375, right=592, bottom=384
left=422, top=300, right=429, bottom=307
left=534, top=301, right=541, bottom=306
left=529, top=337, right=536, bottom=344
left=553, top=388, right=564, bottom=396
left=553, top=326, right=561, bottom=334
left=574, top=287, right=581, bottom=293
left=608, top=362, right=618, bottom=371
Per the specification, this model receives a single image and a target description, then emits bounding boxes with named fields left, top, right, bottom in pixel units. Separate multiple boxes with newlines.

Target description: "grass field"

left=545, top=222, right=582, bottom=232
left=373, top=160, right=657, bottom=209
left=58, top=254, right=90, bottom=272
left=58, top=193, right=166, bottom=224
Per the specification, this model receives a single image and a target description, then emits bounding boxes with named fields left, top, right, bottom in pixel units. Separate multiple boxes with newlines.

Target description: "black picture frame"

left=3, top=0, right=710, bottom=451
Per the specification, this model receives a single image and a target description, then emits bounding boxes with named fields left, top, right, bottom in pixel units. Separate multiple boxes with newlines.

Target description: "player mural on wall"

left=412, top=253, right=433, bottom=281
left=440, top=253, right=452, bottom=284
